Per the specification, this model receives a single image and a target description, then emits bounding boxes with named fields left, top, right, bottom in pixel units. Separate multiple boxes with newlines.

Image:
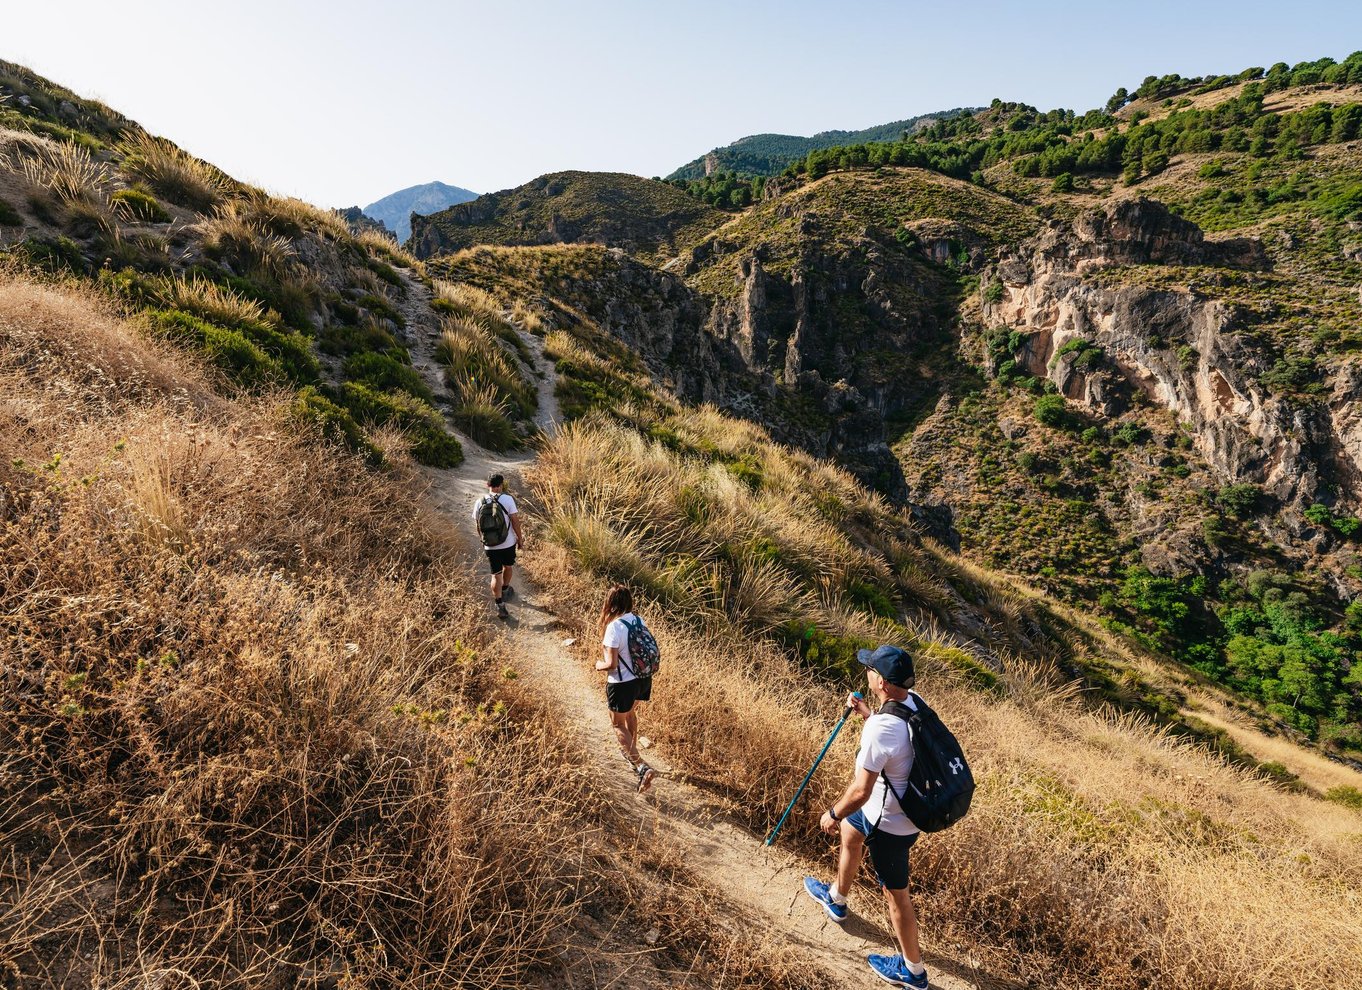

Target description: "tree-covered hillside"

left=666, top=107, right=976, bottom=180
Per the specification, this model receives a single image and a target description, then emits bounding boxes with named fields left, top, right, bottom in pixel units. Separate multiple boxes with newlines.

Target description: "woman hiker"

left=596, top=584, right=657, bottom=792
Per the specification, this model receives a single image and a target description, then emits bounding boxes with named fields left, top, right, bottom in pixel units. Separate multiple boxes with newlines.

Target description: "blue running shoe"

left=801, top=876, right=848, bottom=923
left=867, top=953, right=929, bottom=988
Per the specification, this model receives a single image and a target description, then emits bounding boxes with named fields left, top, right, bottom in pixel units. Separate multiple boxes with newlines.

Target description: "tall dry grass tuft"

left=432, top=278, right=501, bottom=319
left=10, top=139, right=115, bottom=234
left=117, top=130, right=232, bottom=212
left=198, top=200, right=297, bottom=279
left=245, top=192, right=352, bottom=242
left=148, top=273, right=268, bottom=327
left=355, top=226, right=419, bottom=268
left=434, top=309, right=537, bottom=446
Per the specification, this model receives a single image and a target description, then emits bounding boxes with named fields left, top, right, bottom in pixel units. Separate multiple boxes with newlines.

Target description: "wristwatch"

left=827, top=806, right=842, bottom=822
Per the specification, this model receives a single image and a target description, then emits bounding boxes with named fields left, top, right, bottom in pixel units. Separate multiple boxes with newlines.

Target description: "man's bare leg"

left=834, top=819, right=866, bottom=900
left=884, top=887, right=923, bottom=965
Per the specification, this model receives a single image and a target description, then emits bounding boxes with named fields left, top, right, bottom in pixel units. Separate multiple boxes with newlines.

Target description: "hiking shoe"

left=635, top=763, right=657, bottom=793
left=867, top=954, right=928, bottom=988
left=802, top=877, right=848, bottom=923
left=502, top=585, right=514, bottom=599
left=497, top=602, right=509, bottom=621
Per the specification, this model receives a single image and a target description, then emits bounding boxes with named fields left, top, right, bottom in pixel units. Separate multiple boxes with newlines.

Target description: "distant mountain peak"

left=361, top=181, right=478, bottom=243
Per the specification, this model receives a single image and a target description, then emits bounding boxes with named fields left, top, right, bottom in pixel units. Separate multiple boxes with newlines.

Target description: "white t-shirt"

left=601, top=613, right=641, bottom=684
left=472, top=492, right=517, bottom=550
left=857, top=695, right=919, bottom=836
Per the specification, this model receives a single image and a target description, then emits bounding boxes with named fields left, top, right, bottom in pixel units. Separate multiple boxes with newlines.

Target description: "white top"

left=472, top=492, right=518, bottom=550
left=857, top=694, right=919, bottom=836
left=601, top=612, right=641, bottom=684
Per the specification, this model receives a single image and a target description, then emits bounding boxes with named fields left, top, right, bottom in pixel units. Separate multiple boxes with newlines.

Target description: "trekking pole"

left=764, top=691, right=863, bottom=847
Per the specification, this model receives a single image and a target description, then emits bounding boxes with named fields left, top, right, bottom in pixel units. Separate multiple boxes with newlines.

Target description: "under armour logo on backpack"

left=948, top=757, right=964, bottom=775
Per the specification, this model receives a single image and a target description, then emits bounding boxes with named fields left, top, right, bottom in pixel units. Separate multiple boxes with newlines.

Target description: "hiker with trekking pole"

left=596, top=584, right=660, bottom=793
left=473, top=473, right=522, bottom=621
left=792, top=645, right=974, bottom=989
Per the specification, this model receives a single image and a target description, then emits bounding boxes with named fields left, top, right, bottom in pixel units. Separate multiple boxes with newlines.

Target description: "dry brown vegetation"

left=0, top=271, right=813, bottom=989
left=526, top=398, right=1362, bottom=990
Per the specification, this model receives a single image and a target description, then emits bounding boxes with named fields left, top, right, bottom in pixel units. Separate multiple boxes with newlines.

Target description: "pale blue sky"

left=6, top=1, right=1360, bottom=208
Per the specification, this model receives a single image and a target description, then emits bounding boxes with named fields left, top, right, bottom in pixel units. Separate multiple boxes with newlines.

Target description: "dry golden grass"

left=146, top=272, right=268, bottom=327
left=355, top=226, right=419, bottom=268
left=198, top=200, right=297, bottom=279
left=8, top=139, right=115, bottom=235
left=433, top=305, right=538, bottom=446
left=245, top=191, right=352, bottom=242
left=117, top=130, right=232, bottom=213
left=432, top=278, right=501, bottom=319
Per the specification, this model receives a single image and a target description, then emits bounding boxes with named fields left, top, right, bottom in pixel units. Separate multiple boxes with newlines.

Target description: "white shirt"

left=857, top=694, right=919, bottom=836
left=601, top=613, right=641, bottom=684
left=471, top=492, right=518, bottom=550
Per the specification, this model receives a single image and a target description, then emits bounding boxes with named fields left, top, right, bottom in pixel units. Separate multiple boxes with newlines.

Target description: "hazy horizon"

left=6, top=0, right=1361, bottom=208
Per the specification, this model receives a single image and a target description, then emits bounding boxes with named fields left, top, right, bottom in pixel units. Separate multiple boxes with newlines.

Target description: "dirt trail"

left=400, top=274, right=993, bottom=989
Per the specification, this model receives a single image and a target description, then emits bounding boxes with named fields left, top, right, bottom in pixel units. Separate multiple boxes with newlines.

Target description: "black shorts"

left=847, top=811, right=918, bottom=890
left=606, top=676, right=652, bottom=713
left=485, top=545, right=516, bottom=572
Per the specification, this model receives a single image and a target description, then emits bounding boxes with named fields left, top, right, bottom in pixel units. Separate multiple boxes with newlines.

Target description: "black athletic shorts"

left=485, top=544, right=516, bottom=572
left=606, top=676, right=652, bottom=713
left=847, top=810, right=918, bottom=890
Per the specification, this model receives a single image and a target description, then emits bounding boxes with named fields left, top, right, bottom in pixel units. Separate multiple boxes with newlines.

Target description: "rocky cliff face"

left=984, top=199, right=1358, bottom=513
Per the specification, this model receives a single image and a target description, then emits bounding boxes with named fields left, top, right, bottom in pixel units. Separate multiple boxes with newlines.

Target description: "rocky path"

left=400, top=272, right=994, bottom=989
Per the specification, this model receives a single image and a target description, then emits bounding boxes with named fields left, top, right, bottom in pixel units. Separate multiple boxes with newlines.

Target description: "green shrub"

left=1034, top=393, right=1070, bottom=428
left=779, top=621, right=878, bottom=680
left=19, top=236, right=87, bottom=274
left=111, top=184, right=171, bottom=223
left=1112, top=422, right=1150, bottom=446
left=452, top=397, right=519, bottom=452
left=1325, top=785, right=1362, bottom=810
left=984, top=278, right=1004, bottom=303
left=357, top=293, right=403, bottom=326
left=367, top=257, right=403, bottom=287
left=1304, top=503, right=1362, bottom=538
left=291, top=386, right=381, bottom=464
left=1217, top=484, right=1262, bottom=518
left=147, top=309, right=281, bottom=386
left=1051, top=172, right=1075, bottom=193
left=342, top=351, right=433, bottom=403
left=339, top=382, right=463, bottom=468
left=319, top=321, right=402, bottom=357
left=846, top=579, right=898, bottom=619
left=724, top=455, right=764, bottom=490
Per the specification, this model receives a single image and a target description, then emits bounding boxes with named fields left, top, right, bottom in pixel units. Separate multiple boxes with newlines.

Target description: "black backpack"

left=477, top=493, right=510, bottom=547
left=877, top=692, right=974, bottom=833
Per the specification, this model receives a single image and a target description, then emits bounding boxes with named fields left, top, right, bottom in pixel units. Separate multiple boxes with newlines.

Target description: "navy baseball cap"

left=856, top=645, right=916, bottom=687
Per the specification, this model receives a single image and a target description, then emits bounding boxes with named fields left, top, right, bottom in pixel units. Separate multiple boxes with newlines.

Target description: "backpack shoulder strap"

left=613, top=616, right=638, bottom=678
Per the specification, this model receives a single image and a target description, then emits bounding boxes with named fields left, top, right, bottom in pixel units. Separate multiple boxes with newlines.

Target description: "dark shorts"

left=485, top=545, right=516, bottom=573
left=846, top=810, right=918, bottom=890
left=606, top=676, right=652, bottom=713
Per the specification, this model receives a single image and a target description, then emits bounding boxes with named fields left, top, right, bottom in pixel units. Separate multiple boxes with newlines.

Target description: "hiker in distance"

left=473, top=473, right=522, bottom=621
left=595, top=584, right=660, bottom=793
left=804, top=645, right=930, bottom=989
